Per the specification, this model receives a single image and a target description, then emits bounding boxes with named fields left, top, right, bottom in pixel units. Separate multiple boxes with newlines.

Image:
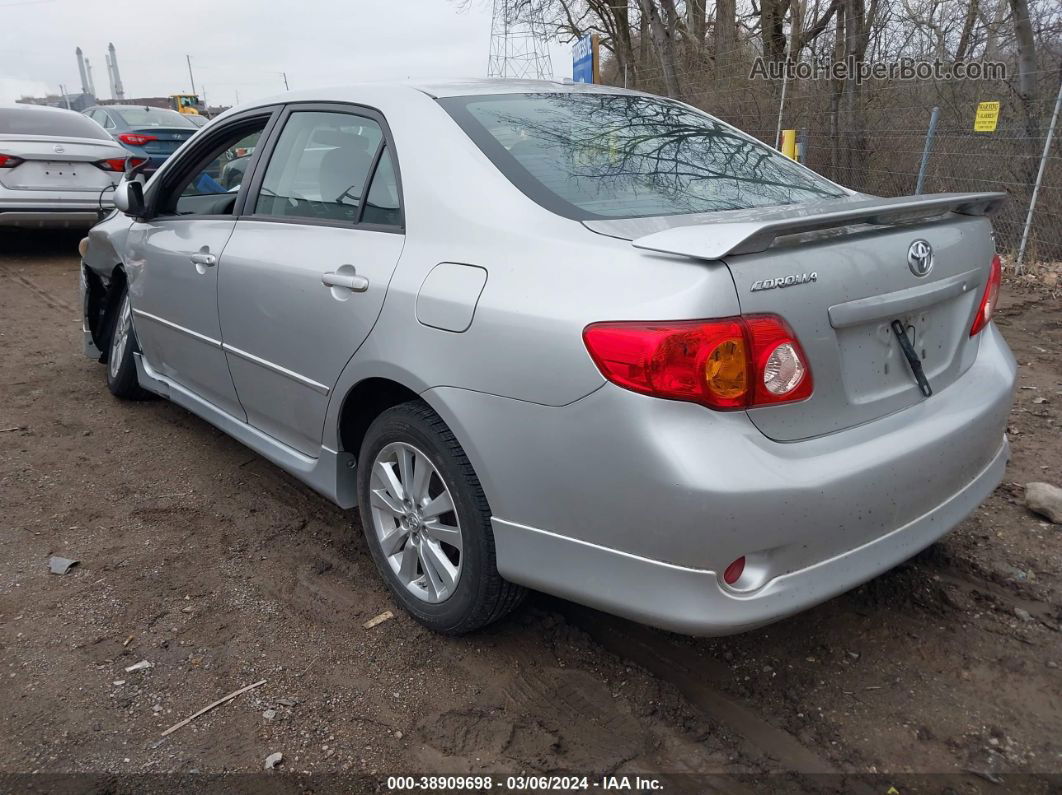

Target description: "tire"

left=105, top=287, right=150, bottom=401
left=357, top=401, right=525, bottom=634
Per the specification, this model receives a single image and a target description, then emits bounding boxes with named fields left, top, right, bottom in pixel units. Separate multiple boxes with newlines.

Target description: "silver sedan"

left=80, top=80, right=1016, bottom=635
left=1, top=104, right=136, bottom=228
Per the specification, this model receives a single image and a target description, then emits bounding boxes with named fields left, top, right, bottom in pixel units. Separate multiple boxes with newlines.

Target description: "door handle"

left=322, top=270, right=369, bottom=292
left=190, top=252, right=217, bottom=267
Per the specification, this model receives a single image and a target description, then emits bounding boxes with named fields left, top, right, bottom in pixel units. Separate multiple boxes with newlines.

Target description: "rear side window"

left=254, top=111, right=383, bottom=223
left=113, top=107, right=196, bottom=128
left=0, top=107, right=111, bottom=140
left=362, top=148, right=400, bottom=227
left=440, top=93, right=844, bottom=220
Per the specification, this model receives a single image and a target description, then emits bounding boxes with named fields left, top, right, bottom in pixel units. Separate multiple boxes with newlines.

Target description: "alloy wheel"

left=368, top=441, right=463, bottom=603
left=109, top=293, right=132, bottom=378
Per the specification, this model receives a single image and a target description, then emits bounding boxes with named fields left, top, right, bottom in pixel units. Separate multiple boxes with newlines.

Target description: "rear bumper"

left=425, top=323, right=1017, bottom=635
left=0, top=209, right=103, bottom=228
left=492, top=436, right=1007, bottom=635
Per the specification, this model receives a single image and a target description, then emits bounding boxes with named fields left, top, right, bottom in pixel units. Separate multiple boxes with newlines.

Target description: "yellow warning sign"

left=974, top=101, right=1000, bottom=132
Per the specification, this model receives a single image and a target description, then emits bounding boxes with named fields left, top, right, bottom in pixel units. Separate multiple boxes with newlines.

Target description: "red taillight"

left=970, top=254, right=1002, bottom=337
left=94, top=156, right=147, bottom=173
left=723, top=556, right=746, bottom=585
left=582, top=314, right=812, bottom=410
left=117, top=133, right=157, bottom=146
left=744, top=314, right=814, bottom=406
left=0, top=153, right=24, bottom=168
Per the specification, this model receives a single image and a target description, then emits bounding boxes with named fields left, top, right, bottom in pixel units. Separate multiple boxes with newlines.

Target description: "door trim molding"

left=222, top=343, right=331, bottom=395
left=132, top=308, right=221, bottom=348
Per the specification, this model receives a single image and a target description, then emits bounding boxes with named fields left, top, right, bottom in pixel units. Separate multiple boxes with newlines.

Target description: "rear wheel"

left=105, top=288, right=149, bottom=400
left=356, top=401, right=525, bottom=634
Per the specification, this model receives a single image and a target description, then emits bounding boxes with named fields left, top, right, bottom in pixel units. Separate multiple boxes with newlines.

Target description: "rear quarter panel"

left=321, top=89, right=743, bottom=448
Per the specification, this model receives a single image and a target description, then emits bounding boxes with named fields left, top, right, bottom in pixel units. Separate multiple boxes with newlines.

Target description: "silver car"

left=79, top=81, right=1016, bottom=635
left=1, top=104, right=137, bottom=228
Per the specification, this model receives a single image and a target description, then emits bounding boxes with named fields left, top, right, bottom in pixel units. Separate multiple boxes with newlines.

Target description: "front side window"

left=160, top=121, right=265, bottom=217
left=440, top=93, right=844, bottom=220
left=254, top=111, right=383, bottom=223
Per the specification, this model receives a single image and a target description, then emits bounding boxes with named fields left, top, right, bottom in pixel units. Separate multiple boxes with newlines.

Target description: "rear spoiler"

left=631, top=192, right=1007, bottom=261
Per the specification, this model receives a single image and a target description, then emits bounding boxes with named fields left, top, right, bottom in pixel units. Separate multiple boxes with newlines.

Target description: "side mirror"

left=113, top=180, right=146, bottom=217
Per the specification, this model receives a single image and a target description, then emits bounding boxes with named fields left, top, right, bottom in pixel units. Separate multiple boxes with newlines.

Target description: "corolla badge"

left=750, top=272, right=818, bottom=292
left=907, top=239, right=933, bottom=277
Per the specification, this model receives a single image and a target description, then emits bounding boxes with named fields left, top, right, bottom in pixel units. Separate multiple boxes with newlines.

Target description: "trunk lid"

left=0, top=135, right=125, bottom=191
left=728, top=216, right=993, bottom=440
left=594, top=192, right=1005, bottom=442
left=127, top=127, right=196, bottom=155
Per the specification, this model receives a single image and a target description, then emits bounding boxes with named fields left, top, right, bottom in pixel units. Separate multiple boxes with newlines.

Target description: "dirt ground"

left=1, top=229, right=1059, bottom=789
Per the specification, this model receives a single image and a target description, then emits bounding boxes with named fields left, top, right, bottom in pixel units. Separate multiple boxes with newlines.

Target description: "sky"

left=0, top=0, right=573, bottom=105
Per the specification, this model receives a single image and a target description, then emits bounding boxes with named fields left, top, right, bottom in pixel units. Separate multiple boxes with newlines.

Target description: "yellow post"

left=781, top=129, right=797, bottom=160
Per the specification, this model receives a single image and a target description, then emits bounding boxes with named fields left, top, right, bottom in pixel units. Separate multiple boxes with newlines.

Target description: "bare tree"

left=1009, top=0, right=1041, bottom=185
left=639, top=0, right=683, bottom=96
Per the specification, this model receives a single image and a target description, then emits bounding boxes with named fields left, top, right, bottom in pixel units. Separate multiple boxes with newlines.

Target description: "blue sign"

left=572, top=34, right=595, bottom=84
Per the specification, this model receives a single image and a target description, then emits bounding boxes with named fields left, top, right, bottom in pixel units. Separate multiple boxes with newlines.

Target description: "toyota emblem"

left=53, top=144, right=65, bottom=154
left=907, top=239, right=933, bottom=277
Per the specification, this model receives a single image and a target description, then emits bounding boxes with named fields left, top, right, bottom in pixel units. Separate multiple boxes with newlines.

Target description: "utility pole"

left=186, top=54, right=197, bottom=96
left=282, top=72, right=290, bottom=91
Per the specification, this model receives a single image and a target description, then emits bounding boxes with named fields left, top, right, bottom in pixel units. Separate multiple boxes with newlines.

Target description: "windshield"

left=440, top=92, right=844, bottom=220
left=0, top=106, right=112, bottom=140
left=114, top=107, right=196, bottom=128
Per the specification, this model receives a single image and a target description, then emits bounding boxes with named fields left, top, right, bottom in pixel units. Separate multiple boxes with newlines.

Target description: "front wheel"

left=105, top=287, right=150, bottom=400
left=356, top=402, right=525, bottom=634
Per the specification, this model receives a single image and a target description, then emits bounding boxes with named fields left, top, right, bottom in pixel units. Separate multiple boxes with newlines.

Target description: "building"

left=16, top=92, right=96, bottom=112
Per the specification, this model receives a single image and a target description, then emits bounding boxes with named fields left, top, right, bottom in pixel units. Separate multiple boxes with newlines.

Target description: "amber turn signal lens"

left=705, top=338, right=748, bottom=400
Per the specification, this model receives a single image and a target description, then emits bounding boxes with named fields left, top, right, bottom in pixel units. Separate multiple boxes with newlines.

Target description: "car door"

left=217, top=105, right=405, bottom=456
left=126, top=109, right=277, bottom=418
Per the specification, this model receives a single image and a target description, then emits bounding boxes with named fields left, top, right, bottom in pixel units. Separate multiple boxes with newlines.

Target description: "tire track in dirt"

left=0, top=263, right=75, bottom=315
left=559, top=605, right=848, bottom=778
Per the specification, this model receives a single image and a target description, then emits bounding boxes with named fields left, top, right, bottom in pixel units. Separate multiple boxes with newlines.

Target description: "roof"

left=3, top=103, right=85, bottom=115
left=89, top=104, right=183, bottom=110
left=407, top=78, right=644, bottom=99
left=238, top=78, right=646, bottom=112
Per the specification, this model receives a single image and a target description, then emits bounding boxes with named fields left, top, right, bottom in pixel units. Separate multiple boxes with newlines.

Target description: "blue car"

left=83, top=105, right=198, bottom=177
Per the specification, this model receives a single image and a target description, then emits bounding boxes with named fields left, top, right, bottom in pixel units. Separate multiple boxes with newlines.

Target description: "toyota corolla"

left=78, top=80, right=1016, bottom=635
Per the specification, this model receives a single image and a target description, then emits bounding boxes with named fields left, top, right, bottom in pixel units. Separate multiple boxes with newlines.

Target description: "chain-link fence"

left=609, top=58, right=1062, bottom=270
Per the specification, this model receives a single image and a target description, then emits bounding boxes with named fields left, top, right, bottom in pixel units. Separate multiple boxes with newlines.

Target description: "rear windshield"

left=113, top=107, right=196, bottom=128
left=0, top=106, right=111, bottom=140
left=440, top=92, right=845, bottom=220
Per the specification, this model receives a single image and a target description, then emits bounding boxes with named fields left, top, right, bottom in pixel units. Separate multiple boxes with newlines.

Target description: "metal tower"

left=75, top=47, right=90, bottom=95
left=106, top=43, right=125, bottom=101
left=84, top=57, right=97, bottom=96
left=487, top=0, right=553, bottom=80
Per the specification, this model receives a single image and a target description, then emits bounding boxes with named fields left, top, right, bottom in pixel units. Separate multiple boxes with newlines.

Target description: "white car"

left=0, top=104, right=139, bottom=228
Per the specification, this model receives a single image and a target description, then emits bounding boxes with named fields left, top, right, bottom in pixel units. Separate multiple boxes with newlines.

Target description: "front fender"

left=83, top=212, right=134, bottom=282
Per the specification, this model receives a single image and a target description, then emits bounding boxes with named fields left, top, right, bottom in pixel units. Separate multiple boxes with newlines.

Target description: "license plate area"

left=836, top=310, right=947, bottom=405
left=39, top=161, right=85, bottom=179
left=890, top=318, right=933, bottom=396
left=1, top=159, right=111, bottom=191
